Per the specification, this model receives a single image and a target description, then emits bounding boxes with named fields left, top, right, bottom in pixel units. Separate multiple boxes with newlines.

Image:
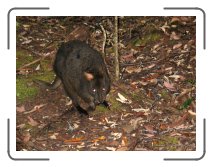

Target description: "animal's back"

left=53, top=40, right=105, bottom=80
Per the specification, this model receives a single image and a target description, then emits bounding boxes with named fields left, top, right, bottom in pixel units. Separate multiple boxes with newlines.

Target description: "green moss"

left=34, top=71, right=55, bottom=82
left=16, top=67, right=55, bottom=103
left=40, top=59, right=52, bottom=71
left=16, top=70, right=55, bottom=103
left=16, top=48, right=55, bottom=103
left=109, top=97, right=123, bottom=111
left=160, top=89, right=170, bottom=100
left=16, top=50, right=34, bottom=69
left=16, top=77, right=39, bottom=102
left=133, top=33, right=161, bottom=46
left=155, top=136, right=179, bottom=151
left=186, top=79, right=196, bottom=85
left=96, top=105, right=109, bottom=113
left=131, top=91, right=144, bottom=101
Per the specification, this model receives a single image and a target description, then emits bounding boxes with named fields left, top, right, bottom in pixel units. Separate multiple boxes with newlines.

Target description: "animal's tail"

left=33, top=76, right=61, bottom=90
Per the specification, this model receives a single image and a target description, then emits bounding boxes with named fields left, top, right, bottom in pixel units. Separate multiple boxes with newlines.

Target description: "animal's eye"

left=93, top=89, right=96, bottom=92
left=102, top=88, right=106, bottom=91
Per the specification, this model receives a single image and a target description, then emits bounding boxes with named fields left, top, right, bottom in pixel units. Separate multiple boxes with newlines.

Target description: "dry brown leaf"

left=159, top=22, right=170, bottom=35
left=169, top=113, right=189, bottom=128
left=27, top=116, right=39, bottom=126
left=49, top=133, right=59, bottom=140
left=92, top=136, right=106, bottom=142
left=173, top=43, right=182, bottom=49
left=116, top=146, right=128, bottom=151
left=164, top=81, right=176, bottom=91
left=106, top=147, right=116, bottom=151
left=24, top=104, right=46, bottom=114
left=125, top=66, right=142, bottom=74
left=121, top=52, right=134, bottom=62
left=116, top=93, right=132, bottom=104
left=140, top=81, right=148, bottom=86
left=132, top=108, right=149, bottom=113
left=170, top=32, right=180, bottom=40
left=23, top=132, right=31, bottom=143
left=144, top=134, right=155, bottom=137
left=188, top=110, right=196, bottom=116
left=169, top=74, right=185, bottom=81
left=170, top=17, right=181, bottom=23
left=17, top=123, right=25, bottom=129
left=64, top=137, right=85, bottom=143
left=143, top=64, right=155, bottom=70
left=144, top=125, right=154, bottom=133
left=16, top=105, right=26, bottom=113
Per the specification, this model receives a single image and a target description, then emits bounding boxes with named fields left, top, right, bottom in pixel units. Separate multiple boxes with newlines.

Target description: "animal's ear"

left=84, top=72, right=94, bottom=81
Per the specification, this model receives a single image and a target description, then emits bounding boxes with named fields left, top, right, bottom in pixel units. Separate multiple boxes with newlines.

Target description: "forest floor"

left=16, top=16, right=196, bottom=151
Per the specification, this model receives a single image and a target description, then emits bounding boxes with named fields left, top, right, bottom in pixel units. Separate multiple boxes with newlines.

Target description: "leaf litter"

left=16, top=16, right=196, bottom=151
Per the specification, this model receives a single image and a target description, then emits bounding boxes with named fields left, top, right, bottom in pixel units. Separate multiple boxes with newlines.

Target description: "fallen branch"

left=17, top=58, right=42, bottom=71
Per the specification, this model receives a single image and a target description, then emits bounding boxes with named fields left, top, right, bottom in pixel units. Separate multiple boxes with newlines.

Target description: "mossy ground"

left=132, top=32, right=161, bottom=47
left=16, top=49, right=54, bottom=103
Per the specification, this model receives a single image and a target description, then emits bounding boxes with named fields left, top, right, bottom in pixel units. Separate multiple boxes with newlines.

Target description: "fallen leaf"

left=121, top=52, right=134, bottom=62
left=21, top=39, right=32, bottom=44
left=169, top=113, right=189, bottom=128
left=116, top=146, right=128, bottom=151
left=40, top=43, right=46, bottom=47
left=92, top=136, right=106, bottom=142
left=173, top=43, right=182, bottom=49
left=17, top=123, right=25, bottom=129
left=123, top=125, right=135, bottom=134
left=143, top=64, right=155, bottom=70
left=140, top=81, right=148, bottom=86
left=121, top=136, right=128, bottom=146
left=106, top=147, right=116, bottom=151
left=76, top=143, right=85, bottom=149
left=144, top=134, right=155, bottom=137
left=130, top=117, right=143, bottom=130
left=144, top=125, right=155, bottom=134
left=125, top=66, right=142, bottom=74
left=24, top=104, right=46, bottom=114
left=170, top=17, right=181, bottom=23
left=35, top=64, right=41, bottom=71
left=27, top=116, right=38, bottom=126
left=188, top=109, right=196, bottom=116
left=23, top=132, right=31, bottom=143
left=23, top=24, right=31, bottom=28
left=159, top=22, right=170, bottom=35
left=49, top=133, right=59, bottom=140
left=132, top=108, right=149, bottom=113
left=111, top=132, right=122, bottom=140
left=64, top=137, right=85, bottom=144
left=169, top=74, right=185, bottom=81
left=116, top=93, right=132, bottom=104
left=16, top=105, right=26, bottom=113
left=170, top=32, right=180, bottom=40
left=164, top=81, right=176, bottom=91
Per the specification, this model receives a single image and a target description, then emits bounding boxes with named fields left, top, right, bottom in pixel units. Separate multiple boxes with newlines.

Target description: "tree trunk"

left=114, top=16, right=119, bottom=81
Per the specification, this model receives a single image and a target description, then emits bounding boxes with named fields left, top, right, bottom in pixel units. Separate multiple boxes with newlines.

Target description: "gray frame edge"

left=8, top=119, right=50, bottom=161
left=164, top=7, right=206, bottom=49
left=164, top=119, right=206, bottom=161
left=7, top=7, right=50, bottom=50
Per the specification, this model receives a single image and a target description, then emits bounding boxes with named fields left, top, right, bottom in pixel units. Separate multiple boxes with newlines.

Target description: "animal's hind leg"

left=62, top=79, right=89, bottom=116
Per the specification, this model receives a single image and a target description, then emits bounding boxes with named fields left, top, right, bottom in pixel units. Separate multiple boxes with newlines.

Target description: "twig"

left=17, top=58, right=43, bottom=71
left=100, top=24, right=107, bottom=57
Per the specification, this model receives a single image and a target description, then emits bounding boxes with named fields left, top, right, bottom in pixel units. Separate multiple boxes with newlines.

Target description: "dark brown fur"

left=35, top=40, right=111, bottom=115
